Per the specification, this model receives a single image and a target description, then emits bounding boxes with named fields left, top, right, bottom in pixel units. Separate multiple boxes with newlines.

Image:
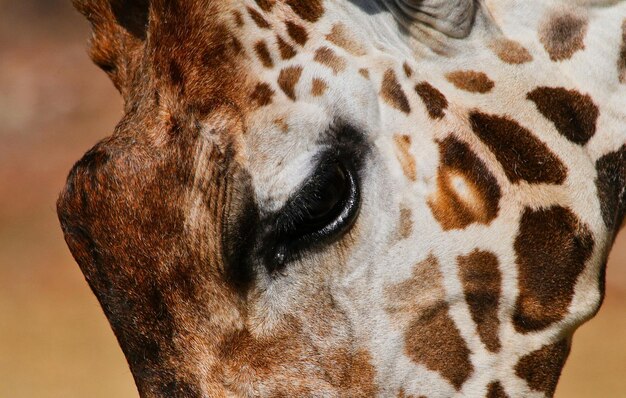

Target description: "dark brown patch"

left=382, top=69, right=411, bottom=114
left=277, top=35, right=297, bottom=59
left=415, top=82, right=448, bottom=119
left=394, top=135, right=416, bottom=181
left=539, top=10, right=588, bottom=61
left=359, top=68, right=370, bottom=79
left=286, top=21, right=308, bottom=45
left=513, top=206, right=594, bottom=333
left=446, top=71, right=495, bottom=93
left=486, top=381, right=508, bottom=398
left=250, top=82, right=274, bottom=107
left=403, top=62, right=413, bottom=78
left=386, top=257, right=473, bottom=390
left=595, top=146, right=626, bottom=231
left=254, top=41, right=273, bottom=68
left=286, top=0, right=324, bottom=22
left=515, top=339, right=571, bottom=395
left=458, top=250, right=501, bottom=352
left=617, top=19, right=626, bottom=83
left=428, top=137, right=501, bottom=230
left=406, top=304, right=473, bottom=389
left=527, top=87, right=598, bottom=145
left=326, top=23, right=366, bottom=56
left=469, top=112, right=567, bottom=184
left=314, top=47, right=347, bottom=74
left=311, top=78, right=328, bottom=96
left=232, top=10, right=244, bottom=27
left=248, top=6, right=271, bottom=29
left=489, top=39, right=533, bottom=64
left=278, top=66, right=303, bottom=100
left=255, top=0, right=275, bottom=12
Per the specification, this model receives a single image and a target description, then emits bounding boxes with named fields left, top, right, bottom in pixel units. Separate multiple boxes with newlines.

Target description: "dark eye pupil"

left=303, top=164, right=347, bottom=228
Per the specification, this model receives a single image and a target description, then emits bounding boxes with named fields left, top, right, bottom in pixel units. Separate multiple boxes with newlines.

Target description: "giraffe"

left=58, top=0, right=626, bottom=397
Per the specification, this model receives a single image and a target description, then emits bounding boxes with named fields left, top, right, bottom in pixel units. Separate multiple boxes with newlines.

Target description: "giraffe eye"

left=269, top=157, right=361, bottom=269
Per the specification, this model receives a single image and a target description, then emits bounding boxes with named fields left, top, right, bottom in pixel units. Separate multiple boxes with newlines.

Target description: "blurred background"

left=0, top=1, right=624, bottom=397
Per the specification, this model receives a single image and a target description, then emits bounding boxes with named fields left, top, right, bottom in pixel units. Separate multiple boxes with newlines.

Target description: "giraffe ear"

left=73, top=0, right=150, bottom=97
left=388, top=0, right=476, bottom=38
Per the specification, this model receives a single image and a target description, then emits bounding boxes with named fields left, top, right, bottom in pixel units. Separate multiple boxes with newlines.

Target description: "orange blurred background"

left=0, top=1, right=624, bottom=397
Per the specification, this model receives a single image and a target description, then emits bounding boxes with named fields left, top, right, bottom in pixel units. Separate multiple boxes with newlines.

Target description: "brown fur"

left=277, top=34, right=297, bottom=59
left=278, top=65, right=303, bottom=100
left=513, top=206, right=594, bottom=332
left=469, top=112, right=567, bottom=184
left=382, top=69, right=411, bottom=114
left=428, top=136, right=501, bottom=230
left=326, top=23, right=367, bottom=56
left=458, top=250, right=502, bottom=352
left=386, top=256, right=473, bottom=390
left=311, top=78, right=328, bottom=96
left=286, top=20, right=308, bottom=45
left=414, top=82, right=448, bottom=119
left=286, top=0, right=325, bottom=22
left=527, top=87, right=598, bottom=145
left=486, top=381, right=509, bottom=398
left=255, top=40, right=274, bottom=68
left=314, top=46, right=347, bottom=74
left=393, top=135, right=417, bottom=181
left=248, top=6, right=271, bottom=29
left=539, top=9, right=588, bottom=62
left=446, top=71, right=495, bottom=93
left=515, top=339, right=571, bottom=396
left=489, top=39, right=533, bottom=64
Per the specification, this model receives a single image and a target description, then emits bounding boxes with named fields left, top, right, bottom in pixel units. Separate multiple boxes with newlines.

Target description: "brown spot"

left=406, top=304, right=472, bottom=390
left=286, top=0, right=324, bottom=22
left=446, top=71, right=494, bottom=93
left=359, top=68, right=370, bottom=79
left=428, top=137, right=501, bottom=230
left=539, top=10, right=588, bottom=61
left=278, top=66, right=303, bottom=100
left=489, top=39, right=533, bottom=64
left=255, top=0, right=275, bottom=12
left=248, top=7, right=271, bottom=29
left=513, top=207, right=594, bottom=333
left=458, top=250, right=501, bottom=352
left=311, top=78, right=328, bottom=97
left=515, top=339, right=570, bottom=395
left=232, top=10, right=244, bottom=27
left=277, top=35, right=297, bottom=59
left=595, top=146, right=626, bottom=231
left=274, top=118, right=289, bottom=133
left=343, top=350, right=379, bottom=396
left=314, top=47, right=347, bottom=74
left=326, top=23, right=367, bottom=56
left=469, top=112, right=567, bottom=184
left=250, top=82, right=274, bottom=107
left=286, top=21, right=308, bottom=45
left=619, top=20, right=626, bottom=83
left=527, top=87, right=598, bottom=145
left=486, top=381, right=509, bottom=398
left=398, top=206, right=413, bottom=239
left=394, top=135, right=417, bottom=181
left=415, top=82, right=448, bottom=119
left=254, top=41, right=273, bottom=68
left=403, top=62, right=413, bottom=78
left=382, top=69, right=411, bottom=114
left=386, top=256, right=473, bottom=390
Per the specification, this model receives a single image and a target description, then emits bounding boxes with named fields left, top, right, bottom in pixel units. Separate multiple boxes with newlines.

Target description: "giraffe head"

left=59, top=0, right=626, bottom=396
